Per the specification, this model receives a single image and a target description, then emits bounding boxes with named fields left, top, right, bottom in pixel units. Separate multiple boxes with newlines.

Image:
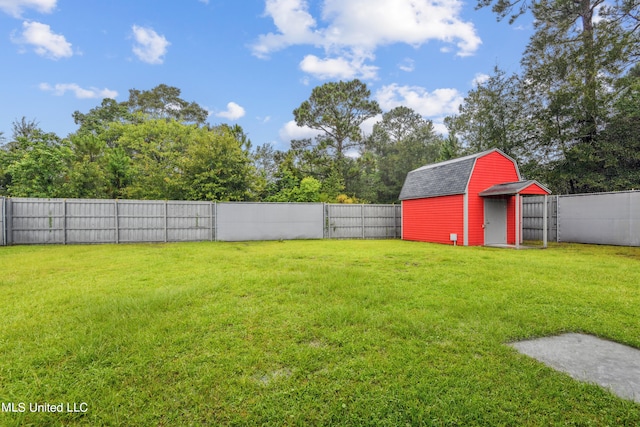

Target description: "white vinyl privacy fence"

left=216, top=203, right=324, bottom=242
left=0, top=198, right=400, bottom=245
left=557, top=191, right=640, bottom=246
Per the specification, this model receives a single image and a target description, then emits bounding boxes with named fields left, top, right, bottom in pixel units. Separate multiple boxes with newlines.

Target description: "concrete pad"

left=509, top=333, right=640, bottom=403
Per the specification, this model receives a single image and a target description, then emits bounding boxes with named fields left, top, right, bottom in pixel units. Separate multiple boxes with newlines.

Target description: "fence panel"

left=9, top=198, right=65, bottom=244
left=116, top=200, right=166, bottom=243
left=366, top=205, right=401, bottom=239
left=166, top=201, right=214, bottom=242
left=66, top=199, right=117, bottom=244
left=522, top=196, right=558, bottom=242
left=558, top=191, right=640, bottom=246
left=216, top=203, right=324, bottom=241
left=327, top=204, right=400, bottom=239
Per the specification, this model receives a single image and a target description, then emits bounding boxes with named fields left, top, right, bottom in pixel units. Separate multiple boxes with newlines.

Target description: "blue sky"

left=0, top=0, right=533, bottom=151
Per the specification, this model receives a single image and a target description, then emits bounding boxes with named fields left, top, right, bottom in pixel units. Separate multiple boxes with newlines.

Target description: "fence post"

left=556, top=195, right=560, bottom=242
left=322, top=203, right=326, bottom=239
left=515, top=194, right=520, bottom=249
left=213, top=202, right=217, bottom=242
left=543, top=194, right=548, bottom=248
left=393, top=204, right=397, bottom=238
left=361, top=204, right=365, bottom=239
left=1, top=197, right=5, bottom=246
left=164, top=200, right=168, bottom=243
left=62, top=199, right=67, bottom=245
left=214, top=202, right=217, bottom=242
left=552, top=194, right=560, bottom=242
left=6, top=198, right=12, bottom=245
left=327, top=204, right=332, bottom=239
left=114, top=200, right=119, bottom=244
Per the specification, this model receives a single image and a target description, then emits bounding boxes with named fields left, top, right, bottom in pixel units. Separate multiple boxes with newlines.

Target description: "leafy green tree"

left=437, top=133, right=461, bottom=162
left=125, top=84, right=209, bottom=125
left=445, top=68, right=534, bottom=159
left=2, top=128, right=72, bottom=197
left=293, top=79, right=382, bottom=194
left=72, top=84, right=209, bottom=139
left=177, top=126, right=255, bottom=201
left=267, top=176, right=322, bottom=202
left=548, top=65, right=640, bottom=192
left=253, top=143, right=279, bottom=181
left=105, top=147, right=132, bottom=198
left=477, top=0, right=640, bottom=192
left=66, top=133, right=108, bottom=198
left=368, top=106, right=442, bottom=202
left=293, top=79, right=381, bottom=158
left=11, top=117, right=41, bottom=142
left=106, top=119, right=185, bottom=199
left=72, top=98, right=132, bottom=138
left=102, top=119, right=254, bottom=201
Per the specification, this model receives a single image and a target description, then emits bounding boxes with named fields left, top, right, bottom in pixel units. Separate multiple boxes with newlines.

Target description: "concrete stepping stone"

left=510, top=333, right=640, bottom=403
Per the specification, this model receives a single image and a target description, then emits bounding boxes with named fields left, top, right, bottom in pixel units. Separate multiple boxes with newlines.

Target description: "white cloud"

left=376, top=84, right=463, bottom=135
left=0, top=0, right=56, bottom=17
left=361, top=114, right=382, bottom=136
left=279, top=114, right=379, bottom=144
left=299, top=54, right=378, bottom=80
left=376, top=83, right=463, bottom=118
left=319, top=0, right=480, bottom=56
left=39, top=83, right=118, bottom=99
left=432, top=122, right=449, bottom=135
left=472, top=73, right=490, bottom=87
left=252, top=0, right=481, bottom=78
left=216, top=102, right=246, bottom=120
left=131, top=25, right=170, bottom=64
left=12, top=21, right=72, bottom=59
left=252, top=0, right=321, bottom=59
left=398, top=58, right=415, bottom=72
left=279, top=120, right=323, bottom=142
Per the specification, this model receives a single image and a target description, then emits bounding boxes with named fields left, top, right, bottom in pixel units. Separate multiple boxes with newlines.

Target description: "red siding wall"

left=467, top=152, right=520, bottom=246
left=402, top=195, right=464, bottom=244
left=507, top=196, right=516, bottom=244
left=520, top=183, right=549, bottom=195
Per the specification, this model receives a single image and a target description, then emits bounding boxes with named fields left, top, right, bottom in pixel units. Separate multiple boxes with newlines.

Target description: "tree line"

left=0, top=82, right=449, bottom=203
left=1, top=0, right=638, bottom=202
left=450, top=0, right=640, bottom=193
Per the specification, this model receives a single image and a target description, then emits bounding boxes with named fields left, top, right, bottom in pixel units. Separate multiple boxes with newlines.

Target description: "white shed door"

left=484, top=198, right=507, bottom=245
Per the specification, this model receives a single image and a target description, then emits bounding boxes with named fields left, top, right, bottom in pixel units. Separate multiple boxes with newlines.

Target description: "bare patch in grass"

left=252, top=367, right=293, bottom=387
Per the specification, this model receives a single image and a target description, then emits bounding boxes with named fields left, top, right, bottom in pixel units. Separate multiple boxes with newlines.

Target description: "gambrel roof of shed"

left=399, top=148, right=516, bottom=201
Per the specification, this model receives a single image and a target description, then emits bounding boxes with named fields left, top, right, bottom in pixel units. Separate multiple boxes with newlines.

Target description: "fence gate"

left=522, top=196, right=558, bottom=242
left=326, top=204, right=401, bottom=239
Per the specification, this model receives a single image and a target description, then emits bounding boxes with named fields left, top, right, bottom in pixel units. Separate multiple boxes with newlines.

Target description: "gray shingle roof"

left=479, top=180, right=551, bottom=196
left=398, top=149, right=498, bottom=200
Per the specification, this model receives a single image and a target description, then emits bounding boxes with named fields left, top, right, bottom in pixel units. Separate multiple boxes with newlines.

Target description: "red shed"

left=399, top=149, right=551, bottom=247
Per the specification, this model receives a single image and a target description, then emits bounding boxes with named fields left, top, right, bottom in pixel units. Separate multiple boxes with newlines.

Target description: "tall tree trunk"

left=580, top=0, right=598, bottom=144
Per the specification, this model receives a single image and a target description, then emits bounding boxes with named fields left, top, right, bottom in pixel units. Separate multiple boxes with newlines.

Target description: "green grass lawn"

left=1, top=240, right=639, bottom=426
